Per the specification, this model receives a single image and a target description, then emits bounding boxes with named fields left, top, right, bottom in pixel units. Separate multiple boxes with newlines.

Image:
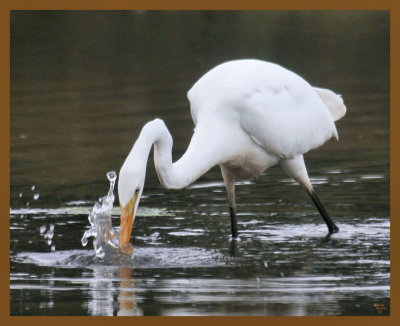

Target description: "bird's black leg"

left=306, top=189, right=339, bottom=234
left=220, top=165, right=239, bottom=239
left=280, top=156, right=339, bottom=234
left=230, top=206, right=239, bottom=239
left=229, top=236, right=238, bottom=256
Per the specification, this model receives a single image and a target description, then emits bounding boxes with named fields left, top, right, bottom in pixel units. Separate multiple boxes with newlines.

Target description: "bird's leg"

left=227, top=186, right=239, bottom=239
left=280, top=155, right=339, bottom=234
left=306, top=188, right=339, bottom=234
left=220, top=165, right=239, bottom=239
left=229, top=204, right=239, bottom=239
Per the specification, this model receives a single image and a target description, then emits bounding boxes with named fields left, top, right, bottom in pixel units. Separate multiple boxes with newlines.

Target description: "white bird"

left=118, top=59, right=346, bottom=253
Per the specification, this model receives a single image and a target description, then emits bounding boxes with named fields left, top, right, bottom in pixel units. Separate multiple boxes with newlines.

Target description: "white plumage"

left=188, top=60, right=344, bottom=158
left=117, top=59, right=346, bottom=253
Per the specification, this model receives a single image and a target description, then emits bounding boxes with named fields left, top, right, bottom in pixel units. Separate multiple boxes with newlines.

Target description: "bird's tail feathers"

left=314, top=87, right=347, bottom=122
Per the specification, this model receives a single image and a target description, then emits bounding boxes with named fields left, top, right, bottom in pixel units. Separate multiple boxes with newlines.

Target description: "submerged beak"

left=119, top=194, right=137, bottom=254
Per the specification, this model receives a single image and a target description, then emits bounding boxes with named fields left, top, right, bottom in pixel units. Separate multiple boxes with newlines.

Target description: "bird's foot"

left=329, top=225, right=339, bottom=234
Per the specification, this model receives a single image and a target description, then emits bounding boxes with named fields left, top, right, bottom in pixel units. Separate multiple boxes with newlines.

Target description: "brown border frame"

left=3, top=1, right=397, bottom=325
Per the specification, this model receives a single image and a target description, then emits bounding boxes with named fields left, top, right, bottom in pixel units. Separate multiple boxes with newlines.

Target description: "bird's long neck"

left=136, top=119, right=217, bottom=190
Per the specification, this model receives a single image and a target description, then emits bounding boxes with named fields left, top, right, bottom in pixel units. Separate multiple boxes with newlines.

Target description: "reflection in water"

left=117, top=268, right=143, bottom=316
left=86, top=267, right=142, bottom=316
left=87, top=268, right=114, bottom=316
left=229, top=239, right=239, bottom=257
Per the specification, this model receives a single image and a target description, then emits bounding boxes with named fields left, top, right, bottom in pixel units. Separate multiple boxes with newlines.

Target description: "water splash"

left=81, top=171, right=119, bottom=258
left=40, top=224, right=55, bottom=250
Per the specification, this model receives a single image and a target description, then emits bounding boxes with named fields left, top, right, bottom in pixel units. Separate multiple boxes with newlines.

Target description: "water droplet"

left=47, top=239, right=52, bottom=245
left=88, top=229, right=97, bottom=238
left=107, top=239, right=118, bottom=248
left=26, top=202, right=30, bottom=207
left=49, top=224, right=54, bottom=232
left=110, top=232, right=120, bottom=248
left=107, top=171, right=117, bottom=182
left=264, top=261, right=269, bottom=268
left=93, top=202, right=101, bottom=213
left=81, top=234, right=88, bottom=246
left=106, top=171, right=117, bottom=197
left=40, top=225, right=46, bottom=234
left=31, top=185, right=36, bottom=191
left=88, top=213, right=95, bottom=225
left=33, top=193, right=40, bottom=200
left=19, top=193, right=23, bottom=198
left=51, top=245, right=55, bottom=251
left=95, top=246, right=105, bottom=258
left=280, top=272, right=285, bottom=278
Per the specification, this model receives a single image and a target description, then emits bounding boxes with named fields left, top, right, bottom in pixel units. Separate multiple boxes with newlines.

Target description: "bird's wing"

left=239, top=84, right=339, bottom=159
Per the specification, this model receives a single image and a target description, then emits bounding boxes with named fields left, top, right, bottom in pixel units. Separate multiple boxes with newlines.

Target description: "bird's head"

left=118, top=161, right=145, bottom=254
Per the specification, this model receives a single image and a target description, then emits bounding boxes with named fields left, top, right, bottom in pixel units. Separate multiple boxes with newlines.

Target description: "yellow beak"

left=119, top=194, right=136, bottom=254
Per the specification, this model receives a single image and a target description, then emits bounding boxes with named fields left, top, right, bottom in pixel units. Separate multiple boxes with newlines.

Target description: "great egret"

left=118, top=59, right=346, bottom=253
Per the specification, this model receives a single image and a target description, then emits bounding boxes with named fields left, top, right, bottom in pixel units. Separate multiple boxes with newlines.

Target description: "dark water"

left=10, top=11, right=389, bottom=316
